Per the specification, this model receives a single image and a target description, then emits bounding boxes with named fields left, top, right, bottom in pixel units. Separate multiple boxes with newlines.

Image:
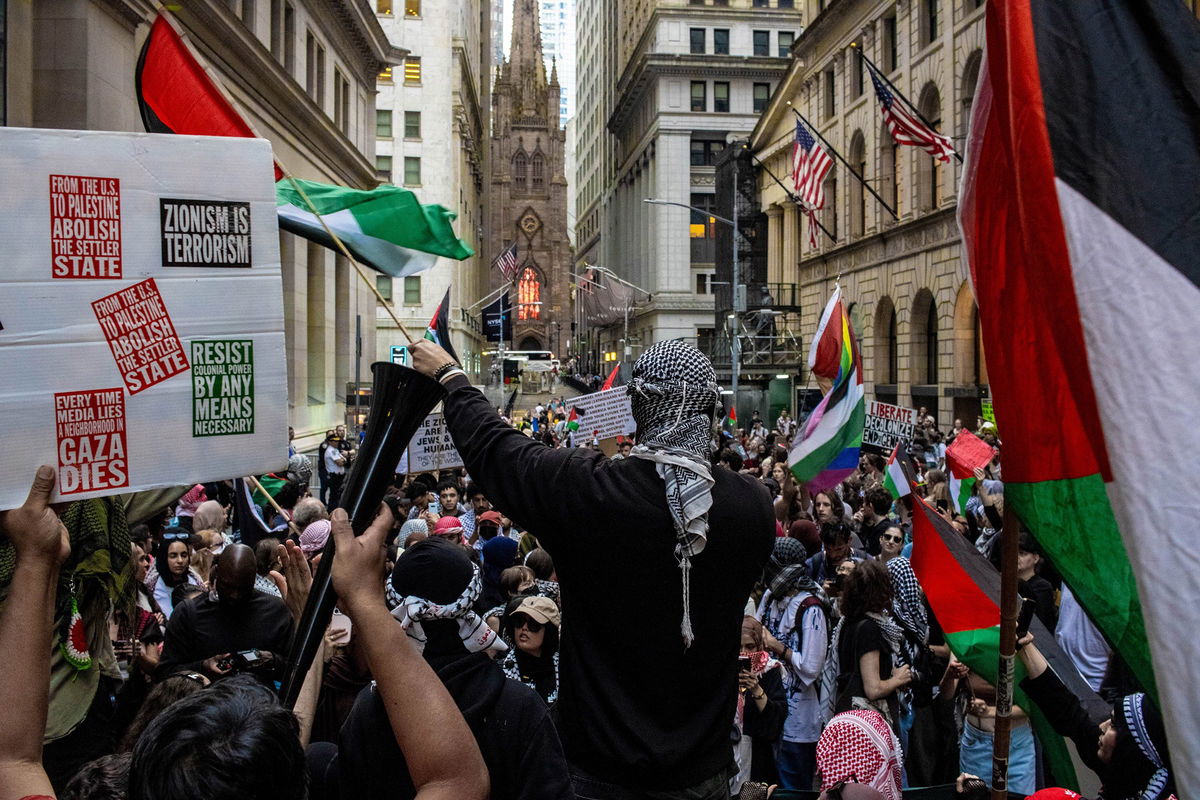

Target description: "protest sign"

left=981, top=400, right=995, bottom=425
left=0, top=128, right=287, bottom=509
left=862, top=400, right=917, bottom=455
left=397, top=413, right=464, bottom=474
left=569, top=387, right=636, bottom=443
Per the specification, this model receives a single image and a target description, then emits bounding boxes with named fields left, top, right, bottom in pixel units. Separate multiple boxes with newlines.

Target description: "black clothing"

left=157, top=591, right=293, bottom=683
left=338, top=650, right=573, bottom=800
left=442, top=374, right=776, bottom=790
left=1018, top=574, right=1058, bottom=631
left=835, top=617, right=898, bottom=724
left=860, top=518, right=893, bottom=557
left=741, top=667, right=787, bottom=785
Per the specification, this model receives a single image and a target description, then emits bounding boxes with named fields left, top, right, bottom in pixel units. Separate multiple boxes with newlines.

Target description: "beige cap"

left=513, top=595, right=561, bottom=628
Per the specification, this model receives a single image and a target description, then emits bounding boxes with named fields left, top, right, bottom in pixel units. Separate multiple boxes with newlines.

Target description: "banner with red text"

left=0, top=127, right=287, bottom=509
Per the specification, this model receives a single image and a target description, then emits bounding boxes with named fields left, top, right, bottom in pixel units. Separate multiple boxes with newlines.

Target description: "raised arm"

left=330, top=506, right=488, bottom=800
left=0, top=466, right=71, bottom=800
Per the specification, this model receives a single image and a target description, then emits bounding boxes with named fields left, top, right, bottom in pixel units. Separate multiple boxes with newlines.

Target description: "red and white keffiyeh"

left=817, top=710, right=903, bottom=800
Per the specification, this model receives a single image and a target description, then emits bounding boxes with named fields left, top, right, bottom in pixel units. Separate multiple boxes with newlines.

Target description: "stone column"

left=765, top=204, right=784, bottom=285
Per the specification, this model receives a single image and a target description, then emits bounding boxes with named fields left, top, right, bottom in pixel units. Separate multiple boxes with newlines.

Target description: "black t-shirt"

left=860, top=518, right=893, bottom=557
left=836, top=617, right=897, bottom=721
left=442, top=375, right=776, bottom=790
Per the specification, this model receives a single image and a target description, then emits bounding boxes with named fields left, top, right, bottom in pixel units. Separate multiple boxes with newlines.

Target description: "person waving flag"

left=424, top=288, right=460, bottom=363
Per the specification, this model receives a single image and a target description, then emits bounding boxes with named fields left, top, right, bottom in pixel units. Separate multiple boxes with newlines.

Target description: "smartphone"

left=737, top=655, right=752, bottom=673
left=329, top=606, right=353, bottom=642
left=1015, top=596, right=1037, bottom=638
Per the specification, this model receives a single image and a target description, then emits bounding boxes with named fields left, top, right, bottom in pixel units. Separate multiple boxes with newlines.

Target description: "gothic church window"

left=518, top=267, right=542, bottom=320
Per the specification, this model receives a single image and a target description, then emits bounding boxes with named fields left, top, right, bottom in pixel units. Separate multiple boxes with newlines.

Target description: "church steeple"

left=505, top=0, right=549, bottom=120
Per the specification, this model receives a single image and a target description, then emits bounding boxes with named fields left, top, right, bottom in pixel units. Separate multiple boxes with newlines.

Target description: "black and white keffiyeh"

left=1121, top=692, right=1172, bottom=800
left=384, top=563, right=506, bottom=655
left=626, top=340, right=720, bottom=646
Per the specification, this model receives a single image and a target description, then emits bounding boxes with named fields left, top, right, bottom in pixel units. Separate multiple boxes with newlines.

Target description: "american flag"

left=868, top=61, right=955, bottom=162
left=792, top=119, right=834, bottom=210
left=806, top=210, right=819, bottom=249
left=492, top=243, right=520, bottom=282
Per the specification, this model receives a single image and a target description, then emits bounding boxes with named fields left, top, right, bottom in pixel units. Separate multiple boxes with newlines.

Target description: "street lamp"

left=642, top=196, right=744, bottom=415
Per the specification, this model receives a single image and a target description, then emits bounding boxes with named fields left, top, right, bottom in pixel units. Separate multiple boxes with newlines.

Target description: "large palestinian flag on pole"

left=910, top=496, right=1107, bottom=790
left=960, top=0, right=1200, bottom=788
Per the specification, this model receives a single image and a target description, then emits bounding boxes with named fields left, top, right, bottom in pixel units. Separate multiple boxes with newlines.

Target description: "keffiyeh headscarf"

left=626, top=340, right=720, bottom=646
left=885, top=557, right=928, bottom=674
left=385, top=539, right=505, bottom=655
left=817, top=710, right=904, bottom=800
left=1116, top=692, right=1174, bottom=800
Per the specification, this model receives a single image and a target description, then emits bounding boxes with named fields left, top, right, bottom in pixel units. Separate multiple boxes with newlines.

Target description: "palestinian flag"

left=911, top=495, right=1107, bottom=791
left=565, top=408, right=580, bottom=432
left=962, top=3, right=1200, bottom=776
left=788, top=288, right=865, bottom=490
left=881, top=443, right=912, bottom=499
left=424, top=288, right=460, bottom=363
left=600, top=363, right=621, bottom=391
left=723, top=405, right=738, bottom=430
left=945, top=430, right=992, bottom=514
left=137, top=13, right=473, bottom=278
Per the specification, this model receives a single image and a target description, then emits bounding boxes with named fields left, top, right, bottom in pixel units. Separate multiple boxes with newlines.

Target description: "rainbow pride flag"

left=787, top=288, right=864, bottom=490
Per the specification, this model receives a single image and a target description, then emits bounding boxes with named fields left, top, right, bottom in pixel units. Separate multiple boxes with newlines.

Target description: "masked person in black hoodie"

left=336, top=537, right=573, bottom=800
left=409, top=337, right=776, bottom=800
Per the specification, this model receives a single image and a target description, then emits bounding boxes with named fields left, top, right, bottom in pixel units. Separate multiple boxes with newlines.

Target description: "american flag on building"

left=867, top=60, right=955, bottom=162
left=791, top=119, right=834, bottom=210
left=492, top=243, right=520, bottom=282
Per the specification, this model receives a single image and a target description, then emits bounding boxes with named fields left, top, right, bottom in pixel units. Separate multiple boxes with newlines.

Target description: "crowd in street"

left=0, top=341, right=1176, bottom=800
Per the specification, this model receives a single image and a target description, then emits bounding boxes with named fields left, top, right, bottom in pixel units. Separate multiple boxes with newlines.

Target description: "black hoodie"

left=335, top=643, right=573, bottom=800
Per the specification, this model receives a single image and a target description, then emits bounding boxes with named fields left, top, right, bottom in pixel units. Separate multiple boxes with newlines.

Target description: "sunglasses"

left=162, top=531, right=190, bottom=541
left=881, top=534, right=904, bottom=543
left=510, top=613, right=544, bottom=634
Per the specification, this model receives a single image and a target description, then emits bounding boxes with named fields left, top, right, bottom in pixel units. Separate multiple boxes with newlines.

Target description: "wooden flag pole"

left=786, top=107, right=900, bottom=220
left=992, top=502, right=1021, bottom=799
left=246, top=473, right=301, bottom=539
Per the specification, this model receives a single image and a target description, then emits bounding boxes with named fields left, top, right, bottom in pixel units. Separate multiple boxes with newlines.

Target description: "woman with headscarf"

left=498, top=595, right=562, bottom=705
left=146, top=528, right=204, bottom=619
left=755, top=537, right=830, bottom=790
left=730, top=616, right=787, bottom=794
left=817, top=709, right=903, bottom=800
left=1018, top=633, right=1175, bottom=799
left=476, top=535, right=519, bottom=614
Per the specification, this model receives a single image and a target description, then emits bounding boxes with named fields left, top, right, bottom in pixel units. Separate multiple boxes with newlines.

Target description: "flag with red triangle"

left=424, top=288, right=460, bottom=363
left=601, top=363, right=620, bottom=391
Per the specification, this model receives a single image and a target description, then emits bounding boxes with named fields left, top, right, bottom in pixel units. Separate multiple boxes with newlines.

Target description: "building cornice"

left=797, top=206, right=960, bottom=284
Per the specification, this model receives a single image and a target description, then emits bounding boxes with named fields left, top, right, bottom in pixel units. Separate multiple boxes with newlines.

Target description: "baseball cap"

left=513, top=595, right=561, bottom=628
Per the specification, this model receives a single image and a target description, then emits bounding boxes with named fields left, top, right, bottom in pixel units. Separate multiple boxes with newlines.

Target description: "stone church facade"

left=488, top=0, right=572, bottom=356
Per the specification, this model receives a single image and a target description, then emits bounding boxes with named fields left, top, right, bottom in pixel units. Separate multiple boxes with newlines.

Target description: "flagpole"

left=857, top=48, right=965, bottom=164
left=786, top=106, right=901, bottom=220
left=992, top=502, right=1021, bottom=799
left=745, top=151, right=838, bottom=242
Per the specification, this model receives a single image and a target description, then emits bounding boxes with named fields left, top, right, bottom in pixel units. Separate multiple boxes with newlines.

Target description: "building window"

left=690, top=192, right=716, bottom=237
left=777, top=0, right=794, bottom=6
left=778, top=31, right=794, bottom=57
left=403, top=275, right=421, bottom=305
left=691, top=81, right=706, bottom=112
left=306, top=34, right=326, bottom=104
left=851, top=48, right=863, bottom=97
left=283, top=2, right=295, bottom=74
left=690, top=28, right=706, bottom=54
left=695, top=273, right=717, bottom=294
left=531, top=154, right=545, bottom=191
left=517, top=267, right=542, bottom=320
left=880, top=119, right=901, bottom=213
left=753, top=30, right=770, bottom=56
left=334, top=70, right=350, bottom=133
left=713, top=82, right=729, bottom=113
left=376, top=274, right=393, bottom=302
left=753, top=0, right=769, bottom=6
left=404, top=56, right=421, bottom=83
left=690, top=138, right=725, bottom=166
left=713, top=29, right=729, bottom=55
left=405, top=110, right=421, bottom=139
left=376, top=0, right=392, bottom=13
left=916, top=83, right=942, bottom=211
left=0, top=0, right=6, bottom=126
left=270, top=0, right=282, bottom=60
left=240, top=0, right=256, bottom=32
left=753, top=83, right=771, bottom=113
left=513, top=151, right=528, bottom=190
left=379, top=66, right=393, bottom=82
left=848, top=131, right=866, bottom=237
left=822, top=175, right=837, bottom=240
left=405, top=0, right=420, bottom=16
left=404, top=157, right=421, bottom=185
left=376, top=110, right=392, bottom=137
left=881, top=13, right=898, bottom=73
left=824, top=68, right=835, bottom=118
left=960, top=50, right=982, bottom=141
left=920, top=0, right=939, bottom=48
left=875, top=299, right=898, bottom=385
left=376, top=155, right=393, bottom=181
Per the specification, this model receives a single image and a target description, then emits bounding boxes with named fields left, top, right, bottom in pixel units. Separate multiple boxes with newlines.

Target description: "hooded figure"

left=338, top=538, right=573, bottom=800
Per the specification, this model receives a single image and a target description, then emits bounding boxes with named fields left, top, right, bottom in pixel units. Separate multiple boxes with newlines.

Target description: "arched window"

left=879, top=120, right=899, bottom=218
left=848, top=130, right=866, bottom=238
left=916, top=83, right=943, bottom=212
left=513, top=151, right=528, bottom=192
left=874, top=297, right=898, bottom=385
left=517, top=266, right=542, bottom=320
left=911, top=288, right=938, bottom=384
left=960, top=50, right=983, bottom=142
left=952, top=281, right=988, bottom=386
left=531, top=154, right=545, bottom=191
left=822, top=174, right=838, bottom=241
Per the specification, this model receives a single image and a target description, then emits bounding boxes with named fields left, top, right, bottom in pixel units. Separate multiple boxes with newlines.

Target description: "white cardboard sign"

left=0, top=128, right=288, bottom=510
left=396, top=413, right=464, bottom=474
left=569, top=387, right=636, bottom=443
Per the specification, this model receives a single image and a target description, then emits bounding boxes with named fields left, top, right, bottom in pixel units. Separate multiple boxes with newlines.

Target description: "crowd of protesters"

left=0, top=341, right=1175, bottom=800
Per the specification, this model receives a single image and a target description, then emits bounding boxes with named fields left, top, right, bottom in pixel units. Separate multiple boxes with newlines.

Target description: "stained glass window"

left=517, top=267, right=542, bottom=320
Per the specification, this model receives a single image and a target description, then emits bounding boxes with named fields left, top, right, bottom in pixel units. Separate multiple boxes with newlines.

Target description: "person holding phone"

left=730, top=617, right=787, bottom=794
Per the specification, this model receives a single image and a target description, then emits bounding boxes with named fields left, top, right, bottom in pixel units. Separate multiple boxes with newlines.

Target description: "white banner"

left=0, top=128, right=287, bottom=509
left=569, top=387, right=636, bottom=443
